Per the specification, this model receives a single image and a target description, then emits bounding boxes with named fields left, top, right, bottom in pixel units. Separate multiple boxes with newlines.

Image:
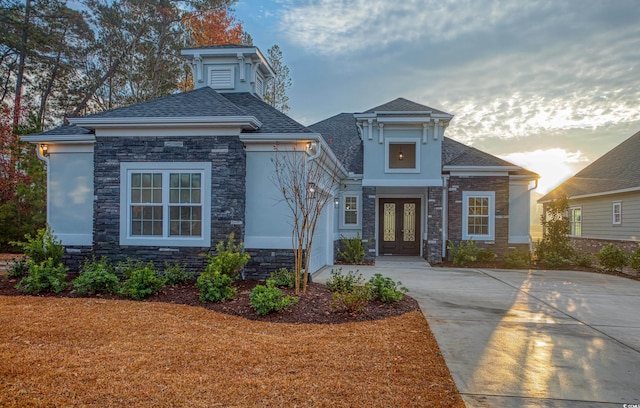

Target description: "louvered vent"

left=209, top=67, right=234, bottom=89
left=255, top=74, right=264, bottom=98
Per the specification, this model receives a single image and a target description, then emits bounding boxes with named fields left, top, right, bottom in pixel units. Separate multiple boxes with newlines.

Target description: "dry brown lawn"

left=0, top=296, right=463, bottom=407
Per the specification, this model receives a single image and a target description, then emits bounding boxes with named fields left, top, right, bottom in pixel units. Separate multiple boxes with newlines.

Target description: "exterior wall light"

left=307, top=182, right=316, bottom=199
left=334, top=197, right=340, bottom=208
left=40, top=143, right=49, bottom=157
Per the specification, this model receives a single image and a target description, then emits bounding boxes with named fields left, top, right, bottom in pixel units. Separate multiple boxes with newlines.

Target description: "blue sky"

left=234, top=0, right=640, bottom=193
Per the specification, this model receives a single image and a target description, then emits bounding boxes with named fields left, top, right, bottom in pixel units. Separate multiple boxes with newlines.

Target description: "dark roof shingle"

left=221, top=93, right=313, bottom=134
left=309, top=113, right=363, bottom=174
left=363, top=98, right=451, bottom=115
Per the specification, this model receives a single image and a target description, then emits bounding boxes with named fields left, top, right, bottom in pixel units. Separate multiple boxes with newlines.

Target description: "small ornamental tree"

left=536, top=194, right=574, bottom=267
left=272, top=142, right=343, bottom=294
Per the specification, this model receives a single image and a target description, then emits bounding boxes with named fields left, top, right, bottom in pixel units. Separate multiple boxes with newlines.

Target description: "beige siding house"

left=539, top=130, right=640, bottom=253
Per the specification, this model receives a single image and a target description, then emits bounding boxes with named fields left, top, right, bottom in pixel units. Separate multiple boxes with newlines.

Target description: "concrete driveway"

left=314, top=258, right=640, bottom=407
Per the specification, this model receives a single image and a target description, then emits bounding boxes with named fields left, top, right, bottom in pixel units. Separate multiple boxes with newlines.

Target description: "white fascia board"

left=450, top=171, right=510, bottom=177
left=376, top=117, right=434, bottom=124
left=540, top=186, right=640, bottom=203
left=510, top=175, right=539, bottom=182
left=353, top=113, right=376, bottom=120
left=375, top=110, right=433, bottom=115
left=181, top=47, right=275, bottom=78
left=69, top=116, right=262, bottom=130
left=240, top=133, right=321, bottom=144
left=444, top=165, right=520, bottom=172
left=362, top=178, right=443, bottom=187
left=21, top=134, right=96, bottom=144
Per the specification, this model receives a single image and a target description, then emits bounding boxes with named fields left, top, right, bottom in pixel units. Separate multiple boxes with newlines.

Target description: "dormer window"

left=385, top=139, right=420, bottom=173
left=208, top=66, right=235, bottom=89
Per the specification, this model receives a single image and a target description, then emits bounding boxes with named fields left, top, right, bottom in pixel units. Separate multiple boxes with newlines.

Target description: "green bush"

left=326, top=268, right=364, bottom=293
left=8, top=257, right=29, bottom=278
left=502, top=249, right=531, bottom=269
left=331, top=284, right=372, bottom=313
left=119, top=261, right=166, bottom=300
left=205, top=233, right=250, bottom=280
left=476, top=248, right=497, bottom=263
left=161, top=262, right=194, bottom=285
left=630, top=248, right=640, bottom=271
left=447, top=240, right=478, bottom=266
left=597, top=244, right=627, bottom=272
left=196, top=269, right=237, bottom=302
left=535, top=195, right=574, bottom=262
left=337, top=234, right=366, bottom=264
left=537, top=251, right=569, bottom=269
left=250, top=280, right=298, bottom=315
left=72, top=256, right=119, bottom=295
left=16, top=258, right=68, bottom=294
left=12, top=226, right=64, bottom=264
left=571, top=252, right=593, bottom=268
left=268, top=267, right=296, bottom=288
left=368, top=273, right=408, bottom=302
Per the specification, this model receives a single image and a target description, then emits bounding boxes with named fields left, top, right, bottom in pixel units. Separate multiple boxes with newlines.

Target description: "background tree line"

left=0, top=0, right=291, bottom=251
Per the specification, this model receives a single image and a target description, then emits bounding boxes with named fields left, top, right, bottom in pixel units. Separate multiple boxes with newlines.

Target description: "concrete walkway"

left=314, top=258, right=640, bottom=407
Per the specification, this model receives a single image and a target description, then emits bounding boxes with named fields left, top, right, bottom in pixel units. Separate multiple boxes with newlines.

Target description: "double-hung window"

left=612, top=202, right=622, bottom=225
left=341, top=194, right=360, bottom=228
left=569, top=207, right=582, bottom=236
left=462, top=191, right=495, bottom=240
left=120, top=162, right=211, bottom=247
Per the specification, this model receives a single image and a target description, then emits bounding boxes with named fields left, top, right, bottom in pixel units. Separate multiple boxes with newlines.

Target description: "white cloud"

left=500, top=148, right=590, bottom=193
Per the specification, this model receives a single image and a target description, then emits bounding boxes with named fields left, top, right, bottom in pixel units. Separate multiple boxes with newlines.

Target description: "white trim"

left=21, top=134, right=95, bottom=143
left=385, top=137, right=421, bottom=174
left=244, top=236, right=293, bottom=249
left=119, top=162, right=212, bottom=247
left=69, top=116, right=261, bottom=130
left=340, top=193, right=361, bottom=229
left=462, top=191, right=495, bottom=241
left=569, top=186, right=640, bottom=200
left=362, top=178, right=442, bottom=187
left=443, top=165, right=521, bottom=172
left=449, top=171, right=510, bottom=177
left=181, top=46, right=275, bottom=78
left=569, top=206, right=582, bottom=237
left=612, top=201, right=622, bottom=225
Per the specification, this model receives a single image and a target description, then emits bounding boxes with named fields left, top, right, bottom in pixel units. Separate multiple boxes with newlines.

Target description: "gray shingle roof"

left=81, top=87, right=248, bottom=118
left=221, top=93, right=313, bottom=134
left=363, top=98, right=451, bottom=115
left=309, top=113, right=363, bottom=174
left=540, top=129, right=640, bottom=201
left=34, top=124, right=93, bottom=136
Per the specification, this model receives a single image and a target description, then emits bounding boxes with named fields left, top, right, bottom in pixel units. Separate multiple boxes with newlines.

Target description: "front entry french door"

left=378, top=198, right=421, bottom=255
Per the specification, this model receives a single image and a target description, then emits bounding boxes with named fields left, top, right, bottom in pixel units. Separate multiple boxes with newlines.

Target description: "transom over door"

left=378, top=198, right=421, bottom=255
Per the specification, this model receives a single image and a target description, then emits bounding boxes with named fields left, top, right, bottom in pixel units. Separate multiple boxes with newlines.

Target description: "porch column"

left=362, top=186, right=376, bottom=263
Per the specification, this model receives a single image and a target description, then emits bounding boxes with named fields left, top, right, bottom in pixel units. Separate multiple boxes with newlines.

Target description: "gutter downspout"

left=442, top=175, right=449, bottom=259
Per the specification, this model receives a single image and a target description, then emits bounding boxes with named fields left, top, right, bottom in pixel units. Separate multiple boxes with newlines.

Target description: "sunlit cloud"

left=499, top=149, right=590, bottom=193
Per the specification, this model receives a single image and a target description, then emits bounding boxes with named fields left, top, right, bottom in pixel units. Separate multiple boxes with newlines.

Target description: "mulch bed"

left=0, top=274, right=420, bottom=324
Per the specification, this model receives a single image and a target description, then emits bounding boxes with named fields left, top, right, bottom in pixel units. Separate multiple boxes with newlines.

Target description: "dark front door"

left=378, top=198, right=421, bottom=255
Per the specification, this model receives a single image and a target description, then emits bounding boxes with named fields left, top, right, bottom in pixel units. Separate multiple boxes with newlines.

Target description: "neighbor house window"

left=612, top=202, right=622, bottom=225
left=462, top=191, right=495, bottom=240
left=385, top=139, right=420, bottom=173
left=569, top=207, right=582, bottom=236
left=340, top=194, right=361, bottom=228
left=120, top=162, right=211, bottom=247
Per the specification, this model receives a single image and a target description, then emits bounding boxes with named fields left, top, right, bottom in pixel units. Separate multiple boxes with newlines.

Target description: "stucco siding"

left=509, top=181, right=531, bottom=244
left=572, top=192, right=640, bottom=241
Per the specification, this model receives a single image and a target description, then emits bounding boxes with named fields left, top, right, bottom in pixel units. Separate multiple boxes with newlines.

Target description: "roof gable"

left=221, top=93, right=313, bottom=134
left=540, top=129, right=640, bottom=201
left=363, top=98, right=450, bottom=115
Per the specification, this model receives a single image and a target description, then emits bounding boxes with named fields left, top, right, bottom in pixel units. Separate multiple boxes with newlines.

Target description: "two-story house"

left=23, top=45, right=538, bottom=278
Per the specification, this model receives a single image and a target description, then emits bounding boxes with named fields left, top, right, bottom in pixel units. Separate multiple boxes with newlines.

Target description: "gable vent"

left=255, top=73, right=264, bottom=98
left=209, top=67, right=234, bottom=89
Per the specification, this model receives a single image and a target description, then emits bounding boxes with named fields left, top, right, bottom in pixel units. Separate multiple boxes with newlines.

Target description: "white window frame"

left=612, top=201, right=622, bottom=225
left=120, top=162, right=211, bottom=247
left=384, top=137, right=420, bottom=174
left=340, top=193, right=361, bottom=229
left=569, top=206, right=582, bottom=237
left=208, top=66, right=235, bottom=89
left=462, top=191, right=495, bottom=240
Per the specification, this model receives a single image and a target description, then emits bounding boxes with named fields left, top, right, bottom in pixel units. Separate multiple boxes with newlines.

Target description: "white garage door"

left=308, top=204, right=331, bottom=273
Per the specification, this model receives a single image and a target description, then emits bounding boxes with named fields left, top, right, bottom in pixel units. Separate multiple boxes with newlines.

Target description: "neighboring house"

left=539, top=130, right=640, bottom=254
left=23, top=45, right=538, bottom=278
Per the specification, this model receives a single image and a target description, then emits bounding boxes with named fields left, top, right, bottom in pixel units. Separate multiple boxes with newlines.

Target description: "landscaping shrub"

left=331, top=284, right=372, bottom=313
left=337, top=234, right=366, bottom=264
left=476, top=248, right=497, bottom=263
left=502, top=249, right=531, bottom=269
left=571, top=252, right=593, bottom=268
left=326, top=268, right=365, bottom=293
left=119, top=260, right=166, bottom=300
left=630, top=248, right=640, bottom=271
left=8, top=257, right=29, bottom=278
left=72, top=256, right=119, bottom=295
left=268, top=267, right=296, bottom=288
left=12, top=226, right=64, bottom=265
left=196, top=269, right=236, bottom=302
left=16, top=258, right=68, bottom=294
left=535, top=195, right=574, bottom=266
left=368, top=273, right=408, bottom=302
left=597, top=244, right=627, bottom=272
left=447, top=240, right=478, bottom=266
left=537, top=251, right=569, bottom=269
left=250, top=279, right=298, bottom=315
left=205, top=233, right=250, bottom=280
left=161, top=261, right=194, bottom=285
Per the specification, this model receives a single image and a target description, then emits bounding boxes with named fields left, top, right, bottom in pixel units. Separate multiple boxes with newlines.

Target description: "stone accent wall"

left=87, top=135, right=246, bottom=272
left=424, top=187, right=443, bottom=264
left=447, top=176, right=511, bottom=258
left=244, top=248, right=295, bottom=281
left=571, top=237, right=640, bottom=254
left=361, top=186, right=377, bottom=262
left=62, top=246, right=93, bottom=273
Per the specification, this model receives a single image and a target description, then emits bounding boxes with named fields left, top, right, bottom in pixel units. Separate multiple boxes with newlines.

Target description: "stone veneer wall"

left=447, top=176, right=512, bottom=258
left=244, top=248, right=296, bottom=281
left=62, top=246, right=93, bottom=273
left=82, top=136, right=246, bottom=273
left=424, top=187, right=444, bottom=264
left=361, top=186, right=377, bottom=262
left=571, top=237, right=640, bottom=254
